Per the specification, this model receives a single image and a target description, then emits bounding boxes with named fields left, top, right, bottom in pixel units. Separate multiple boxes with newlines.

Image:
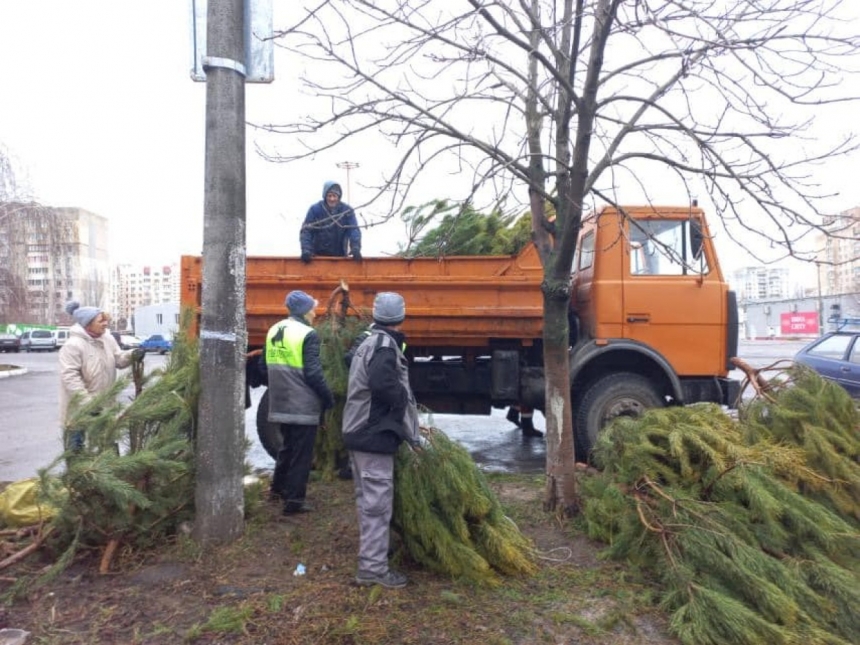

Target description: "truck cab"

left=565, top=205, right=739, bottom=455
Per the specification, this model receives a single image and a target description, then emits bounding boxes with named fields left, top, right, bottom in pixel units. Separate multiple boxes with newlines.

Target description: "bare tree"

left=0, top=148, right=33, bottom=325
left=260, top=0, right=860, bottom=512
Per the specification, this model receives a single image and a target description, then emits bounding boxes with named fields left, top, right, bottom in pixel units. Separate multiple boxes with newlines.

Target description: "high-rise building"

left=813, top=206, right=860, bottom=296
left=0, top=203, right=109, bottom=325
left=731, top=265, right=791, bottom=301
left=109, top=263, right=180, bottom=331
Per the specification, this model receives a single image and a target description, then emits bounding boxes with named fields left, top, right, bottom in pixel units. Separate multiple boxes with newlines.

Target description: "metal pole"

left=336, top=161, right=359, bottom=203
left=195, top=0, right=246, bottom=544
left=816, top=261, right=824, bottom=336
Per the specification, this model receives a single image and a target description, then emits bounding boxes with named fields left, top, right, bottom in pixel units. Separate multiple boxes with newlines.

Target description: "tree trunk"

left=542, top=285, right=579, bottom=515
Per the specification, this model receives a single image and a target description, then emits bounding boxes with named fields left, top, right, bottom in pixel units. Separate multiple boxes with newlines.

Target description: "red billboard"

left=780, top=311, right=819, bottom=335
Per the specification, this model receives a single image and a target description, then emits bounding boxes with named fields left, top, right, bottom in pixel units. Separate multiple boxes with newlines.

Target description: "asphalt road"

left=1, top=339, right=811, bottom=482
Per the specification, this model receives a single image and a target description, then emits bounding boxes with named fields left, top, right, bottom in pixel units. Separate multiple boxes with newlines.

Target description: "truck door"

left=621, top=216, right=724, bottom=376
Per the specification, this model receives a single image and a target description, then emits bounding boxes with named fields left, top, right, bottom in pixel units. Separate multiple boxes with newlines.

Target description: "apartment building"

left=109, top=263, right=180, bottom=331
left=813, top=206, right=860, bottom=296
left=0, top=203, right=110, bottom=325
left=730, top=265, right=792, bottom=301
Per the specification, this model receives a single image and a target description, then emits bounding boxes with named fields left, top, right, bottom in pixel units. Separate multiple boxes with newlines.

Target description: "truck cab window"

left=629, top=219, right=710, bottom=276
left=579, top=232, right=595, bottom=270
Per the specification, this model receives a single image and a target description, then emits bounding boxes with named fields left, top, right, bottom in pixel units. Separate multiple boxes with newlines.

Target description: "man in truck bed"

left=300, top=181, right=362, bottom=262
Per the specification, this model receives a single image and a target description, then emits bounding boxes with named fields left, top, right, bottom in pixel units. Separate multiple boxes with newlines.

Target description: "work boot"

left=521, top=417, right=543, bottom=438
left=506, top=407, right=521, bottom=428
left=356, top=569, right=408, bottom=589
left=283, top=501, right=314, bottom=515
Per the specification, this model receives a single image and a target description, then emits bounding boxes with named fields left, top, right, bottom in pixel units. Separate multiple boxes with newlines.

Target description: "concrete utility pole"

left=195, top=0, right=247, bottom=544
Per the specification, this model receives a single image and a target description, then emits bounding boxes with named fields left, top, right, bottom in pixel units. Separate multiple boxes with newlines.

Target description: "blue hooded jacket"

left=299, top=181, right=361, bottom=257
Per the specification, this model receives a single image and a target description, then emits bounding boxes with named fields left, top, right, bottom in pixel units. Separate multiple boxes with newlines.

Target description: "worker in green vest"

left=264, top=290, right=335, bottom=515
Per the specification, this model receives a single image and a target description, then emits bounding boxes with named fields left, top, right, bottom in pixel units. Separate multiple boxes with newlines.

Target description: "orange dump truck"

left=180, top=204, right=739, bottom=457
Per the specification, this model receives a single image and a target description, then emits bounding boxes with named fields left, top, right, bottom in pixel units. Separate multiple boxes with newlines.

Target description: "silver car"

left=20, top=329, right=57, bottom=352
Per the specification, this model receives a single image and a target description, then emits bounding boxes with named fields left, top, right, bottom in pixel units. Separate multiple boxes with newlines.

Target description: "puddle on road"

left=430, top=410, right=546, bottom=474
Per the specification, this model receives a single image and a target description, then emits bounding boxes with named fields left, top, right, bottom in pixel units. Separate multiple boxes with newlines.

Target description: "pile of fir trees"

left=582, top=366, right=860, bottom=645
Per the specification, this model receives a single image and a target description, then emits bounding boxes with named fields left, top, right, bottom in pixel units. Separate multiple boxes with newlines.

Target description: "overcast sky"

left=1, top=1, right=858, bottom=283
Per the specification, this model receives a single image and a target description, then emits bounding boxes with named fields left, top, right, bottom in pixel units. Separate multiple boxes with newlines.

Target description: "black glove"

left=301, top=252, right=312, bottom=264
left=352, top=250, right=362, bottom=262
left=132, top=348, right=146, bottom=362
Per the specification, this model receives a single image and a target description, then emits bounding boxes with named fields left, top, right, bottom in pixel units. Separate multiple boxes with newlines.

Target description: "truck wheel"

left=574, top=372, right=663, bottom=462
left=255, top=389, right=283, bottom=460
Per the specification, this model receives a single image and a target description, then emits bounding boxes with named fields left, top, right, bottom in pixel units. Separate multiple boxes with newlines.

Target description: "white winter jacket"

left=58, top=324, right=134, bottom=425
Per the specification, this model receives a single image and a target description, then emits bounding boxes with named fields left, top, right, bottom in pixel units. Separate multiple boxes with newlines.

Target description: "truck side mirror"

left=690, top=219, right=704, bottom=261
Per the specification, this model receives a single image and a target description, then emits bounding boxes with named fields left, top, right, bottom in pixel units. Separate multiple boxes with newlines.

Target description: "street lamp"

left=336, top=161, right=360, bottom=203
left=816, top=261, right=824, bottom=335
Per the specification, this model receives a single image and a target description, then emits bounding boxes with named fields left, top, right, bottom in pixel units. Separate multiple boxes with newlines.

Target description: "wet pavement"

left=425, top=409, right=547, bottom=474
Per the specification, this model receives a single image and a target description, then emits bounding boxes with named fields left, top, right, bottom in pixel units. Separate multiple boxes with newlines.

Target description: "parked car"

left=110, top=331, right=142, bottom=350
left=794, top=331, right=860, bottom=398
left=20, top=329, right=57, bottom=352
left=53, top=327, right=70, bottom=348
left=120, top=334, right=142, bottom=349
left=0, top=333, right=20, bottom=353
left=139, top=334, right=172, bottom=354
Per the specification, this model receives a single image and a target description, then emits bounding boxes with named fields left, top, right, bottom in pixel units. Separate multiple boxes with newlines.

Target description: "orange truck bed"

left=181, top=244, right=545, bottom=352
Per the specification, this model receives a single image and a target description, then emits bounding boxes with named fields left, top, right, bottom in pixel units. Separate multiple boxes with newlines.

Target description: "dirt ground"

left=1, top=474, right=680, bottom=645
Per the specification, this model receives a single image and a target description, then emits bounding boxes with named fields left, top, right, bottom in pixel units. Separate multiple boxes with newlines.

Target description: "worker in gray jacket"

left=342, top=292, right=419, bottom=589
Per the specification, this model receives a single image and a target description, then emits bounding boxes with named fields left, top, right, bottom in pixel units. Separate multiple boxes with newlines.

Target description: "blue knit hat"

left=373, top=292, right=405, bottom=325
left=65, top=300, right=102, bottom=328
left=285, top=290, right=318, bottom=316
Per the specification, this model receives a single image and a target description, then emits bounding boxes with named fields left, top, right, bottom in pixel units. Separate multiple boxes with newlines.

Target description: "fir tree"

left=394, top=426, right=537, bottom=586
left=32, top=312, right=200, bottom=587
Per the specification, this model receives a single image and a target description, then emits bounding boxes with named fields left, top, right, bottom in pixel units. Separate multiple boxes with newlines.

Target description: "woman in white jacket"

left=58, top=301, right=139, bottom=448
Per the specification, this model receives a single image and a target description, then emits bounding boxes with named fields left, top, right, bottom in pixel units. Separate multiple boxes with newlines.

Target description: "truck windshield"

left=629, top=219, right=709, bottom=276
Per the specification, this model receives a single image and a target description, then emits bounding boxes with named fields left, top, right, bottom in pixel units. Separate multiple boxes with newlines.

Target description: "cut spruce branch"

left=394, top=427, right=537, bottom=587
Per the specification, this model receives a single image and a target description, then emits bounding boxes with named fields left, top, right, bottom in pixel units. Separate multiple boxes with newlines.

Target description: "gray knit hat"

left=372, top=292, right=406, bottom=325
left=285, top=290, right=318, bottom=316
left=65, top=300, right=102, bottom=328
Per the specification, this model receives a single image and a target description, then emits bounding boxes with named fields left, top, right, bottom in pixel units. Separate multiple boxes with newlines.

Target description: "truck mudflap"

left=679, top=376, right=741, bottom=409
left=720, top=376, right=741, bottom=409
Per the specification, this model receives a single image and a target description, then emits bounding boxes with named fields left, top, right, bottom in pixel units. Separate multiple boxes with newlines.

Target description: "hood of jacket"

left=322, top=180, right=342, bottom=200
left=69, top=322, right=100, bottom=342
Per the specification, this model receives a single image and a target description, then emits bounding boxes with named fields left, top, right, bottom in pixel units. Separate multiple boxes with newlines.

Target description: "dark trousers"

left=272, top=423, right=318, bottom=511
